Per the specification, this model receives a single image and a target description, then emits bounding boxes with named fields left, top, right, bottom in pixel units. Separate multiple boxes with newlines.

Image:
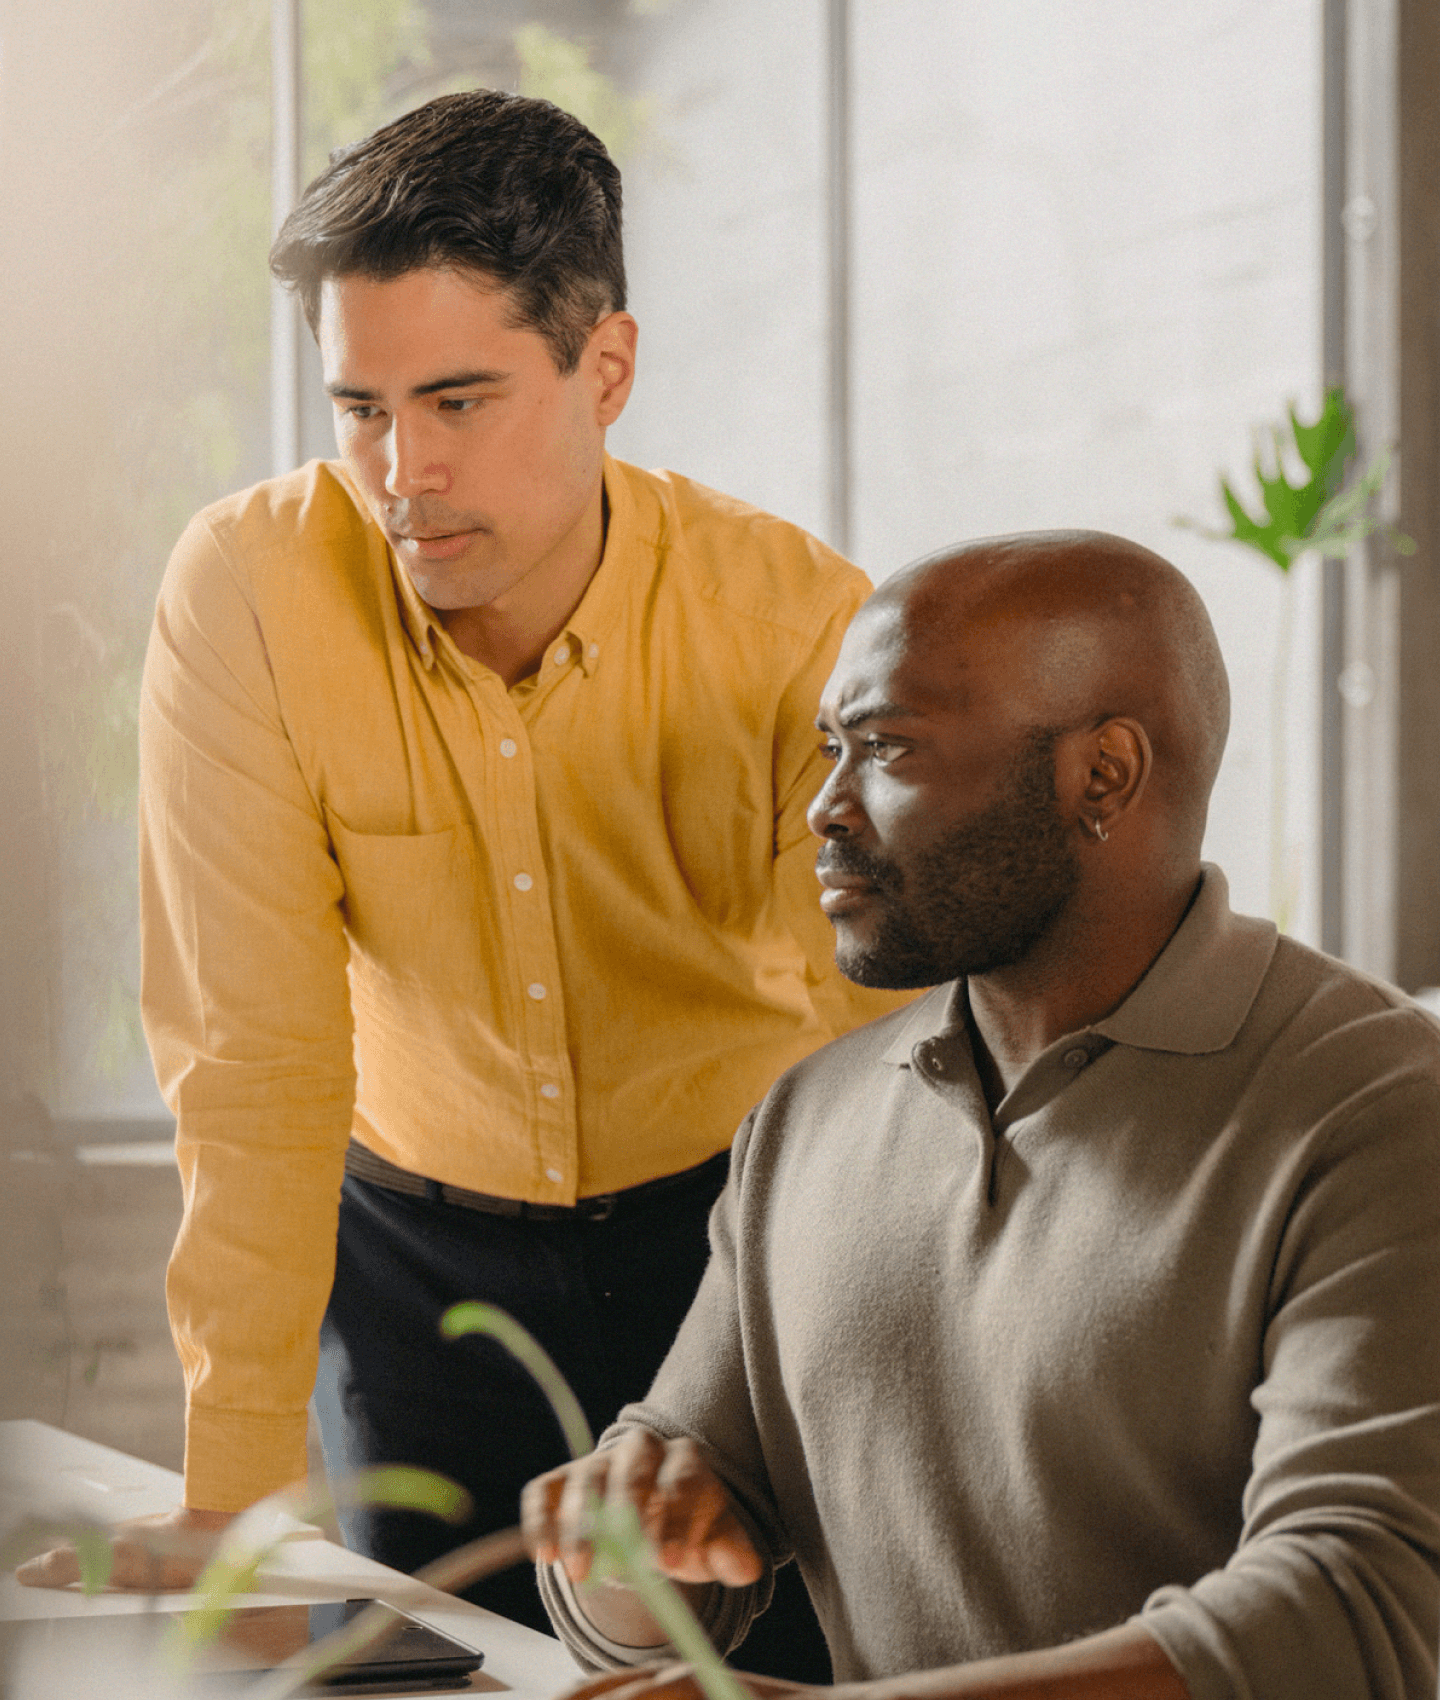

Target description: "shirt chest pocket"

left=329, top=819, right=485, bottom=990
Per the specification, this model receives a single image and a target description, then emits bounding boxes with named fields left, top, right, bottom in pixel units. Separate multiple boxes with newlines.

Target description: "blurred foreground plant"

left=158, top=1302, right=749, bottom=1700
left=5, top=1304, right=751, bottom=1697
left=442, top=1302, right=753, bottom=1700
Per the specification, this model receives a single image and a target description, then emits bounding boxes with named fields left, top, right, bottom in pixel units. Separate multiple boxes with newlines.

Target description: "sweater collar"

left=882, top=865, right=1277, bottom=1068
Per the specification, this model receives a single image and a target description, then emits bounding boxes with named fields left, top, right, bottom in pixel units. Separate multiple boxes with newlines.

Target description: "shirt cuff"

left=183, top=1405, right=310, bottom=1512
left=536, top=1561, right=770, bottom=1674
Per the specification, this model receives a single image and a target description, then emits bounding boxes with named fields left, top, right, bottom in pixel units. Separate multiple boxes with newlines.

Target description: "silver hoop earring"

left=1093, top=818, right=1109, bottom=843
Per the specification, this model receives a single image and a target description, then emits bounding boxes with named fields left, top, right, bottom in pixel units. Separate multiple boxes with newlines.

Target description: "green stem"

left=442, top=1301, right=595, bottom=1459
left=449, top=1305, right=755, bottom=1700
left=1270, top=571, right=1296, bottom=932
left=616, top=1565, right=755, bottom=1700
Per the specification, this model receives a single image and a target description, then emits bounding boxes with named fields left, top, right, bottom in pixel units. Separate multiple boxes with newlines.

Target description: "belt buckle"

left=577, top=1193, right=617, bottom=1223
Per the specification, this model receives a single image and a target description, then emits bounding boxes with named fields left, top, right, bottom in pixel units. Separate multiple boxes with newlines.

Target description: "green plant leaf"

left=1204, top=386, right=1361, bottom=572
left=167, top=1557, right=266, bottom=1662
left=172, top=1467, right=471, bottom=1671
left=1220, top=477, right=1291, bottom=569
left=1290, top=388, right=1355, bottom=493
left=338, top=1466, right=472, bottom=1523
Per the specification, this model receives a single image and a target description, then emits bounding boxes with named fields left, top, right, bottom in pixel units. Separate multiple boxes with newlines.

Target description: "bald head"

left=810, top=530, right=1226, bottom=997
left=866, top=530, right=1229, bottom=851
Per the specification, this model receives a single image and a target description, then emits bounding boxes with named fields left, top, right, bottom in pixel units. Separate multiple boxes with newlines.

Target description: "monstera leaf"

left=1180, top=385, right=1412, bottom=569
left=1219, top=388, right=1355, bottom=568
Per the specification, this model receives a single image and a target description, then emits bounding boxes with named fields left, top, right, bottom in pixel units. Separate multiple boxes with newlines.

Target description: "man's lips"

left=390, top=528, right=481, bottom=564
left=816, top=867, right=879, bottom=917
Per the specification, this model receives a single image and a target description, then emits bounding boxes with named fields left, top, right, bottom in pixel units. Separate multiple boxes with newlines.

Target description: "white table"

left=0, top=1420, right=585, bottom=1698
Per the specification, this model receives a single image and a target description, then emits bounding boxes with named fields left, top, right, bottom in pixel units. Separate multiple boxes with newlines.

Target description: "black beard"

left=823, top=730, right=1080, bottom=988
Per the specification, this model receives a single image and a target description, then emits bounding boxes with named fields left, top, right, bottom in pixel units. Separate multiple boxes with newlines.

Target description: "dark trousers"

left=314, top=1159, right=831, bottom=1682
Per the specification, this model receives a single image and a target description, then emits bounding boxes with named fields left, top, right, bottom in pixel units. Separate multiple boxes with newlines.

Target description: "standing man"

left=526, top=533, right=1440, bottom=1700
left=19, top=91, right=907, bottom=1661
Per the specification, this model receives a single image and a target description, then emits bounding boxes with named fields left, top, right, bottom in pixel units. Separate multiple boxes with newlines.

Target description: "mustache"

left=815, top=842, right=903, bottom=892
left=384, top=499, right=485, bottom=534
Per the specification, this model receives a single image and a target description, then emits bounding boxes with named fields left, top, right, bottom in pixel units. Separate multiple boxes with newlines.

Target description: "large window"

left=0, top=0, right=1401, bottom=1132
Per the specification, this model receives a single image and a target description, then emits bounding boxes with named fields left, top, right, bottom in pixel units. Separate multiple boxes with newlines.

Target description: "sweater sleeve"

left=1137, top=1053, right=1440, bottom=1700
left=140, top=512, right=356, bottom=1510
left=540, top=1113, right=781, bottom=1671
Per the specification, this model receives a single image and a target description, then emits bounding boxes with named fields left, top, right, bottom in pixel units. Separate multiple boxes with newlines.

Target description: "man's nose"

left=807, top=763, right=863, bottom=839
left=384, top=417, right=451, bottom=499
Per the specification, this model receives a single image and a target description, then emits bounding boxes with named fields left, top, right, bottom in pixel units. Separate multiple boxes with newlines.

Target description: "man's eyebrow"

left=411, top=369, right=509, bottom=396
left=816, top=700, right=921, bottom=732
left=324, top=369, right=510, bottom=401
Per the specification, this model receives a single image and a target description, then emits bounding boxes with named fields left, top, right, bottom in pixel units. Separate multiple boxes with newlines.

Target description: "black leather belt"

left=343, top=1140, right=728, bottom=1223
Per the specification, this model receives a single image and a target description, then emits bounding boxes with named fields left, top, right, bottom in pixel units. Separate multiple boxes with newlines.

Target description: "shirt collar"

left=551, top=453, right=655, bottom=680
left=882, top=983, right=969, bottom=1067
left=881, top=865, right=1277, bottom=1069
left=1092, top=864, right=1277, bottom=1053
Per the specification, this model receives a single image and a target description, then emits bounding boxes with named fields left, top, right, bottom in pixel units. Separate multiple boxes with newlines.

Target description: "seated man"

left=523, top=531, right=1440, bottom=1700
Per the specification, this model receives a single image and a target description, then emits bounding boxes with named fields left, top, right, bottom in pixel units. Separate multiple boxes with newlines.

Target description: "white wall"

left=608, top=0, right=832, bottom=537
left=614, top=0, right=1324, bottom=940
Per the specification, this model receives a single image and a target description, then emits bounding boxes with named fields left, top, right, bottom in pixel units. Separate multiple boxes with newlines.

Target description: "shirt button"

left=544, top=1167, right=563, bottom=1184
left=587, top=643, right=599, bottom=659
left=553, top=646, right=570, bottom=665
left=513, top=872, right=534, bottom=892
left=540, top=1083, right=561, bottom=1100
left=1063, top=1047, right=1089, bottom=1069
left=499, top=738, right=518, bottom=758
left=527, top=982, right=547, bottom=1001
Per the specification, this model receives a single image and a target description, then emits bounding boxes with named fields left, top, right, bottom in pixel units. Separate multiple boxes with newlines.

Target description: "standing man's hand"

left=523, top=1430, right=763, bottom=1590
left=15, top=1505, right=234, bottom=1591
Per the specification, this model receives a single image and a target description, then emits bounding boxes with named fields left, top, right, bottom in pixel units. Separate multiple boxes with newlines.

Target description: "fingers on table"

left=14, top=1535, right=190, bottom=1592
left=14, top=1544, right=84, bottom=1589
left=14, top=1517, right=214, bottom=1593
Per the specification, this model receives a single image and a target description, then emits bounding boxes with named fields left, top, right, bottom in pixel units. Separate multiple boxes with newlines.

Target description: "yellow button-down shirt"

left=140, top=454, right=911, bottom=1508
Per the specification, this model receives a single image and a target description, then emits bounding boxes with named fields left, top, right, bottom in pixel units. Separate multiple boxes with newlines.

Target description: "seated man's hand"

left=15, top=1505, right=233, bottom=1591
left=523, top=1430, right=764, bottom=1590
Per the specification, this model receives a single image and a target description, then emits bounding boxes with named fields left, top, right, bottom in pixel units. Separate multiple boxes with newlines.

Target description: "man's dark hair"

left=269, top=88, right=625, bottom=373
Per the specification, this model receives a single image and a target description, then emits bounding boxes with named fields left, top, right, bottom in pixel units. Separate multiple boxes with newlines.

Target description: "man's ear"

left=1060, top=718, right=1151, bottom=840
left=587, top=311, right=638, bottom=425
